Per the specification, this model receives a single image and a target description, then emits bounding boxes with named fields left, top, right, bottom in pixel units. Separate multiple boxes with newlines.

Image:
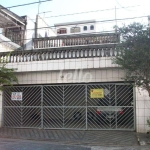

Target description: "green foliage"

left=0, top=53, right=18, bottom=90
left=147, top=119, right=150, bottom=127
left=113, top=22, right=150, bottom=96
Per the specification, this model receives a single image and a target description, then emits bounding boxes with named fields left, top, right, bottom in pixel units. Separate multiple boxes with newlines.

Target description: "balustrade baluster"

left=68, top=51, right=71, bottom=58
left=29, top=53, right=31, bottom=61
left=12, top=54, right=14, bottom=62
left=56, top=51, right=58, bottom=59
left=18, top=54, right=20, bottom=62
left=93, top=49, right=96, bottom=56
left=97, top=49, right=100, bottom=56
left=47, top=39, right=49, bottom=47
left=0, top=55, right=2, bottom=63
left=49, top=52, right=52, bottom=59
left=47, top=52, right=49, bottom=60
left=60, top=51, right=63, bottom=58
left=73, top=51, right=75, bottom=58
left=85, top=49, right=87, bottom=57
left=32, top=53, right=35, bottom=61
left=8, top=54, right=11, bottom=63
left=80, top=50, right=83, bottom=57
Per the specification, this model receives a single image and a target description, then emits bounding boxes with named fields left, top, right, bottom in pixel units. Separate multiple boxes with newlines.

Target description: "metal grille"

left=3, top=83, right=135, bottom=130
left=63, top=85, right=86, bottom=129
left=3, top=86, right=42, bottom=128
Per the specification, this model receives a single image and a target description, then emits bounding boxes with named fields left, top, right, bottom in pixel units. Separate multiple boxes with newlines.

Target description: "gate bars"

left=3, top=84, right=135, bottom=130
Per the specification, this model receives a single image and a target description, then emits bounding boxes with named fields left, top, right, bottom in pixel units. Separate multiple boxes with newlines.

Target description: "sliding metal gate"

left=3, top=83, right=135, bottom=130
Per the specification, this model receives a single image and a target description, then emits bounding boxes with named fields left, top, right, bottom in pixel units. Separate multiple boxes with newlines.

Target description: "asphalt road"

left=0, top=138, right=90, bottom=150
left=0, top=138, right=150, bottom=150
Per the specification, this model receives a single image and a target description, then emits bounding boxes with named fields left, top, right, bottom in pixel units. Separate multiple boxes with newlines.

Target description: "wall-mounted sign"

left=11, top=92, right=22, bottom=101
left=90, top=89, right=104, bottom=98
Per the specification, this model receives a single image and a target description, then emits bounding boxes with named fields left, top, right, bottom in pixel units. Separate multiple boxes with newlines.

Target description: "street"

left=0, top=138, right=150, bottom=150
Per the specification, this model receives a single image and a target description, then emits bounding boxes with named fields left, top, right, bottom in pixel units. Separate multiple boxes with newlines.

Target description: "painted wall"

left=0, top=43, right=14, bottom=52
left=36, top=15, right=56, bottom=38
left=6, top=57, right=118, bottom=72
left=55, top=22, right=96, bottom=35
left=0, top=56, right=149, bottom=133
left=0, top=35, right=20, bottom=52
left=136, top=88, right=150, bottom=133
left=0, top=91, right=2, bottom=127
left=24, top=16, right=35, bottom=50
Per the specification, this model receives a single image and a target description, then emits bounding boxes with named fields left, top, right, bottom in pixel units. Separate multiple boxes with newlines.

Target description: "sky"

left=1, top=0, right=150, bottom=31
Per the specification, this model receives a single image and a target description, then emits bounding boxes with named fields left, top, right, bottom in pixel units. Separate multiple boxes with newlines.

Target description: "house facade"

left=0, top=5, right=149, bottom=133
left=55, top=20, right=96, bottom=35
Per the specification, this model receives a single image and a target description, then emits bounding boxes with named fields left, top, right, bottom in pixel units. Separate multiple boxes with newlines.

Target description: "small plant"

left=147, top=119, right=150, bottom=127
left=147, top=118, right=150, bottom=135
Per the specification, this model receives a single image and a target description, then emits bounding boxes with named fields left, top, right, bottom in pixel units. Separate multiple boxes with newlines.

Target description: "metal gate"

left=3, top=83, right=135, bottom=130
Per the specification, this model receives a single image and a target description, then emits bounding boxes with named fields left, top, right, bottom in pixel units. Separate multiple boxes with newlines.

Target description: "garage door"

left=3, top=83, right=135, bottom=130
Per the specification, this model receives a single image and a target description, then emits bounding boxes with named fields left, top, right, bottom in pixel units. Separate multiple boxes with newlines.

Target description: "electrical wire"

left=0, top=15, right=148, bottom=45
left=31, top=4, right=145, bottom=20
left=39, top=11, right=52, bottom=14
left=115, top=0, right=132, bottom=11
left=0, top=0, right=52, bottom=9
left=0, top=14, right=148, bottom=33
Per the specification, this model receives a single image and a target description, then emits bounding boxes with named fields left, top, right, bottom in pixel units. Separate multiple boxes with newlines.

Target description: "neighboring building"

left=0, top=5, right=56, bottom=50
left=0, top=34, right=20, bottom=52
left=55, top=20, right=96, bottom=35
left=0, top=5, right=26, bottom=48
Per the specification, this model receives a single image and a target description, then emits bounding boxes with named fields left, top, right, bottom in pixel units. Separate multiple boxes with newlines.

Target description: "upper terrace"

left=33, top=32, right=119, bottom=49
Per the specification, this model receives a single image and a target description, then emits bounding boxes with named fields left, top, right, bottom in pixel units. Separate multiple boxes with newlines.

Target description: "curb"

left=137, top=135, right=149, bottom=146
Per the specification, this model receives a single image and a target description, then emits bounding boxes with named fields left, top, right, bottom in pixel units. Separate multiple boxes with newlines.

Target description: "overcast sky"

left=1, top=0, right=150, bottom=31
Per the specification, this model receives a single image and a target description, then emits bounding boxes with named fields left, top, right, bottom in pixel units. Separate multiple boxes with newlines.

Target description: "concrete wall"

left=36, top=15, right=56, bottom=38
left=24, top=16, right=35, bottom=50
left=55, top=22, right=96, bottom=35
left=0, top=91, right=2, bottom=127
left=15, top=68, right=124, bottom=84
left=0, top=43, right=14, bottom=52
left=6, top=57, right=118, bottom=72
left=136, top=88, right=150, bottom=133
left=0, top=56, right=150, bottom=133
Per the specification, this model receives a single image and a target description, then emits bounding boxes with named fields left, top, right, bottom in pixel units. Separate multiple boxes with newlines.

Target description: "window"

left=57, top=28, right=67, bottom=34
left=83, top=26, right=87, bottom=31
left=90, top=25, right=94, bottom=30
left=70, top=27, right=80, bottom=33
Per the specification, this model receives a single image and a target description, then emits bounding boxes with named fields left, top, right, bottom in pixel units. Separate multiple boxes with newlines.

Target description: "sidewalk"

left=0, top=128, right=139, bottom=146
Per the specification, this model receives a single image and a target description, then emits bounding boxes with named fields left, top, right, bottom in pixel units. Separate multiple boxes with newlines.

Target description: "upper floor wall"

left=35, top=15, right=56, bottom=38
left=55, top=20, right=96, bottom=35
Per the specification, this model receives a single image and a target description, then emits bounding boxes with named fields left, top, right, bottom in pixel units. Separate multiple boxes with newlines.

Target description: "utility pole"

left=115, top=6, right=117, bottom=33
left=38, top=0, right=41, bottom=14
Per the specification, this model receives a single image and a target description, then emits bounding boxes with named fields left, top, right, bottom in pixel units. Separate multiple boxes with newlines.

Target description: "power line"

left=39, top=11, right=52, bottom=14
left=0, top=0, right=52, bottom=9
left=0, top=14, right=148, bottom=44
left=32, top=4, right=144, bottom=20
left=115, top=0, right=132, bottom=11
left=23, top=15, right=150, bottom=30
left=0, top=15, right=148, bottom=34
left=0, top=13, right=148, bottom=45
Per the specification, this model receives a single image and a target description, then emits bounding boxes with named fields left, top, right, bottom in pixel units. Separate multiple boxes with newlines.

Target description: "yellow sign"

left=90, top=89, right=104, bottom=98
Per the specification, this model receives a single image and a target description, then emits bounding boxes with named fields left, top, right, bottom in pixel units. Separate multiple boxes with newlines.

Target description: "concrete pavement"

left=0, top=128, right=138, bottom=146
left=0, top=138, right=150, bottom=150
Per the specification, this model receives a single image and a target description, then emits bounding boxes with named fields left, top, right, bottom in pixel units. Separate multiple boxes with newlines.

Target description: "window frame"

left=83, top=26, right=87, bottom=31
left=57, top=28, right=67, bottom=34
left=90, top=25, right=94, bottom=30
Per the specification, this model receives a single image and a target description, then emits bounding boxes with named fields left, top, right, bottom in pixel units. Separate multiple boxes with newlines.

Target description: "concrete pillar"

left=0, top=91, right=3, bottom=127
